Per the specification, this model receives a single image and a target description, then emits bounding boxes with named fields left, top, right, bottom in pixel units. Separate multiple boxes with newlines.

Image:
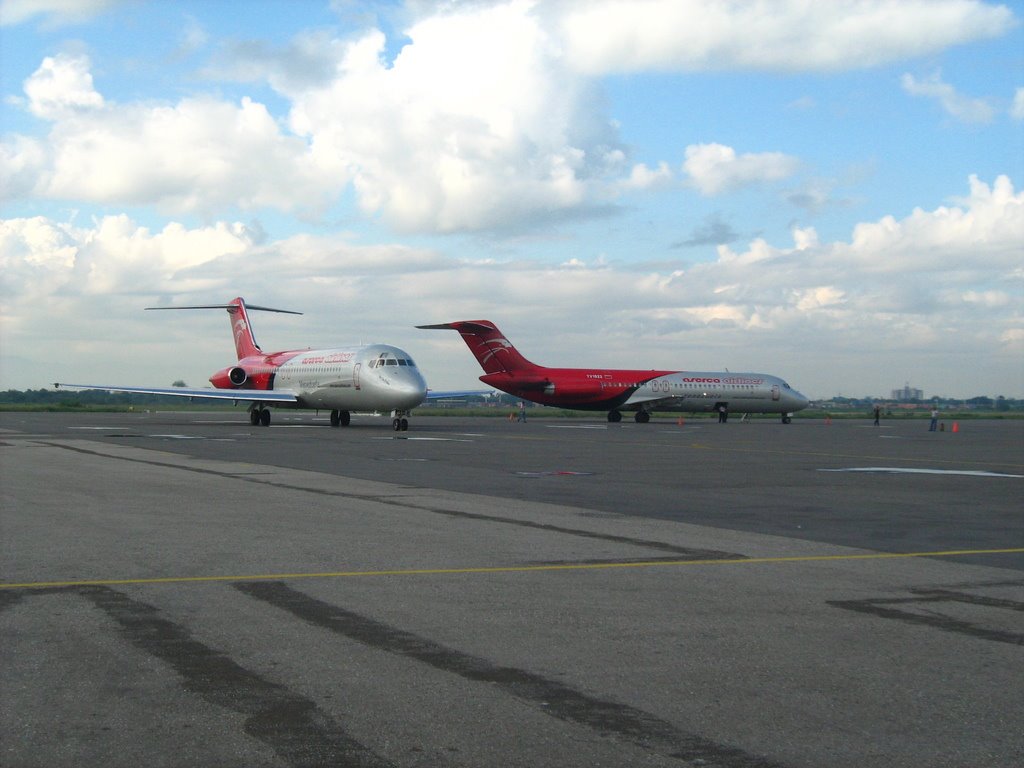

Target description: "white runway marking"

left=373, top=436, right=475, bottom=442
left=69, top=426, right=132, bottom=430
left=820, top=467, right=1023, bottom=478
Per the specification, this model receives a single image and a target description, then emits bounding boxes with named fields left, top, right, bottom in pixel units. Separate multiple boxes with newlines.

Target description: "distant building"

left=891, top=383, right=924, bottom=401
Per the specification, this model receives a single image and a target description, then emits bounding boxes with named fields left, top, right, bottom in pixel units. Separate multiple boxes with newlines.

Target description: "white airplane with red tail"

left=56, top=297, right=462, bottom=430
left=418, top=320, right=809, bottom=423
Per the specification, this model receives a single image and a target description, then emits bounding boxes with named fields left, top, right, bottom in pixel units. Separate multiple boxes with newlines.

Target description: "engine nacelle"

left=538, top=380, right=606, bottom=397
left=209, top=365, right=249, bottom=389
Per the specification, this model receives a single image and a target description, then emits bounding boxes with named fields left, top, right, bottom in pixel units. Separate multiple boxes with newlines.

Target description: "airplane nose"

left=790, top=389, right=810, bottom=411
left=390, top=371, right=428, bottom=406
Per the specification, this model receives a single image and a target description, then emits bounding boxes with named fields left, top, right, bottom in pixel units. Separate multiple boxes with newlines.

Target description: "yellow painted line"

left=2, top=548, right=1022, bottom=590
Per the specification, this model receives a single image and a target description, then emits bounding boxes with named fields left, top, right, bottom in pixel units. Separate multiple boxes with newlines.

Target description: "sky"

left=1, top=0, right=1022, bottom=401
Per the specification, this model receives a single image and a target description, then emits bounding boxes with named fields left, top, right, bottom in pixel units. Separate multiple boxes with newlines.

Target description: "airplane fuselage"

left=481, top=368, right=807, bottom=415
left=210, top=343, right=427, bottom=413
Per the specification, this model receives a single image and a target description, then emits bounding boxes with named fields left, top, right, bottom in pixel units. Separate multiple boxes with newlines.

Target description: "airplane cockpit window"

left=371, top=353, right=416, bottom=369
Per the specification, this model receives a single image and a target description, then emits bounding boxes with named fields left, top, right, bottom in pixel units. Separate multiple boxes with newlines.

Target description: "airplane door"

left=772, top=384, right=780, bottom=401
left=353, top=363, right=361, bottom=391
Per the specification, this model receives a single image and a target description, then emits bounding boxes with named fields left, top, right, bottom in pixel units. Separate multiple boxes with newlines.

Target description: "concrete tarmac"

left=1, top=412, right=1022, bottom=767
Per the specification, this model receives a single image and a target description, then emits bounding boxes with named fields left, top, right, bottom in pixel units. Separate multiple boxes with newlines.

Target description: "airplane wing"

left=424, top=389, right=495, bottom=400
left=53, top=383, right=298, bottom=403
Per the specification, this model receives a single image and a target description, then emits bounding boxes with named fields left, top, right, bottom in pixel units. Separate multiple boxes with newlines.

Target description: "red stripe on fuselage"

left=480, top=369, right=671, bottom=410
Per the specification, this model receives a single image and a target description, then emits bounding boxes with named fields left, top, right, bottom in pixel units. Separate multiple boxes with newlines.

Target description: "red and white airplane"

left=418, top=320, right=809, bottom=423
left=56, top=297, right=458, bottom=431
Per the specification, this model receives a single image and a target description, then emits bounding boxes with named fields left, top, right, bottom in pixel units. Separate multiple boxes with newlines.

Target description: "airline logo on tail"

left=478, top=336, right=514, bottom=367
left=233, top=316, right=252, bottom=355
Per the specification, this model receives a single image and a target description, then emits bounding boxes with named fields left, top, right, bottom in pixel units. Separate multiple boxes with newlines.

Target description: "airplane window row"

left=604, top=382, right=760, bottom=391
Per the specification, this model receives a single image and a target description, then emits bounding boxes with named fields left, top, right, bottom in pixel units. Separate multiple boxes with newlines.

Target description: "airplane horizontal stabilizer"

left=416, top=322, right=494, bottom=333
left=144, top=304, right=302, bottom=315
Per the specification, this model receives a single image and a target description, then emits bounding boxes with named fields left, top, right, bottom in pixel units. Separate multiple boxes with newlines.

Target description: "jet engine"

left=538, top=380, right=606, bottom=397
left=209, top=365, right=249, bottom=389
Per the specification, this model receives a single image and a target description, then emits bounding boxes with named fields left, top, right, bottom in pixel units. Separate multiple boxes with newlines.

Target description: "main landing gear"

left=607, top=409, right=650, bottom=423
left=249, top=405, right=271, bottom=426
left=330, top=410, right=351, bottom=427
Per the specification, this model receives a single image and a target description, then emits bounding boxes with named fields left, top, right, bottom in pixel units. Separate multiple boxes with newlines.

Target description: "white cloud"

left=2, top=176, right=1020, bottom=398
left=839, top=175, right=1022, bottom=271
left=5, top=7, right=628, bottom=231
left=23, top=53, right=104, bottom=119
left=620, top=162, right=673, bottom=191
left=0, top=215, right=258, bottom=303
left=556, top=0, right=1015, bottom=74
left=0, top=0, right=122, bottom=27
left=4, top=2, right=1018, bottom=234
left=683, top=143, right=800, bottom=196
left=5, top=55, right=334, bottom=215
left=901, top=72, right=996, bottom=124
left=283, top=5, right=625, bottom=233
left=1011, top=87, right=1024, bottom=120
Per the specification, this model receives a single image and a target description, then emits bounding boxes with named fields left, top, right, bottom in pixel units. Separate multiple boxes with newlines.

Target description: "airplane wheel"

left=339, top=411, right=350, bottom=427
left=260, top=409, right=271, bottom=427
left=330, top=410, right=340, bottom=427
left=400, top=418, right=409, bottom=431
left=608, top=410, right=622, bottom=423
left=635, top=411, right=650, bottom=424
left=250, top=409, right=260, bottom=426
left=393, top=418, right=401, bottom=431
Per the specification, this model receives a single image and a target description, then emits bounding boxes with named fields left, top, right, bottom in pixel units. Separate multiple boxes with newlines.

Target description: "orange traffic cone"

left=952, top=422, right=959, bottom=433
left=677, top=416, right=685, bottom=427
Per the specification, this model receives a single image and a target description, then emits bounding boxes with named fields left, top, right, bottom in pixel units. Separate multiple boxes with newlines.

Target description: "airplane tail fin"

left=146, top=297, right=301, bottom=361
left=226, top=298, right=262, bottom=360
left=416, top=320, right=540, bottom=375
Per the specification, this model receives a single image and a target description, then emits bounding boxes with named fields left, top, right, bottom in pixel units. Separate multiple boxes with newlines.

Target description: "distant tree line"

left=823, top=395, right=1017, bottom=411
left=0, top=388, right=209, bottom=407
